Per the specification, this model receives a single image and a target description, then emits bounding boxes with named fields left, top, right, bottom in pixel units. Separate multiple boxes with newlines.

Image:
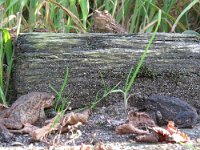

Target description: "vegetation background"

left=1, top=0, right=200, bottom=33
left=0, top=0, right=200, bottom=105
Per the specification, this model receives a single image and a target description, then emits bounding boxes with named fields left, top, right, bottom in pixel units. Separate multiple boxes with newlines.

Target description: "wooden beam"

left=14, top=33, right=200, bottom=109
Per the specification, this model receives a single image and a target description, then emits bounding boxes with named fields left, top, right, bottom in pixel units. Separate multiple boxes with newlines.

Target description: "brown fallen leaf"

left=63, top=110, right=90, bottom=125
left=128, top=111, right=156, bottom=128
left=116, top=111, right=190, bottom=143
left=151, top=126, right=171, bottom=136
left=134, top=121, right=190, bottom=143
left=150, top=121, right=190, bottom=143
left=45, top=109, right=90, bottom=125
left=116, top=123, right=149, bottom=135
left=10, top=109, right=90, bottom=141
left=166, top=121, right=177, bottom=134
left=115, top=111, right=156, bottom=135
left=165, top=121, right=190, bottom=143
left=150, top=126, right=171, bottom=142
left=34, top=109, right=90, bottom=140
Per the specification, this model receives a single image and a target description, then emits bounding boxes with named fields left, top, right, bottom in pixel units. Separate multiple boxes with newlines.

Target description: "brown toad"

left=0, top=92, right=55, bottom=139
left=130, top=94, right=198, bottom=128
left=90, top=10, right=127, bottom=33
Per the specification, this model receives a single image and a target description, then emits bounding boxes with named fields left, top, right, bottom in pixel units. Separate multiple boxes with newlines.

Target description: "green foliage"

left=0, top=28, right=13, bottom=106
left=49, top=66, right=70, bottom=129
left=49, top=66, right=70, bottom=111
left=79, top=0, right=89, bottom=28
left=0, top=0, right=199, bottom=33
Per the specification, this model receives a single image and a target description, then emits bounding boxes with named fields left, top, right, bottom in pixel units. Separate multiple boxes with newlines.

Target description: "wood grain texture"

left=14, top=33, right=200, bottom=109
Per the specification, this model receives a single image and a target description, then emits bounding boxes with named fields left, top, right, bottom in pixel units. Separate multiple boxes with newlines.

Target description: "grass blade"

left=0, top=86, right=7, bottom=106
left=0, top=31, right=3, bottom=90
left=0, top=28, right=13, bottom=105
left=79, top=0, right=89, bottom=28
left=2, top=29, right=12, bottom=63
left=124, top=66, right=133, bottom=90
left=2, top=29, right=13, bottom=97
left=49, top=66, right=69, bottom=110
left=5, top=0, right=18, bottom=12
left=171, top=0, right=199, bottom=32
left=58, top=66, right=68, bottom=98
left=125, top=9, right=162, bottom=94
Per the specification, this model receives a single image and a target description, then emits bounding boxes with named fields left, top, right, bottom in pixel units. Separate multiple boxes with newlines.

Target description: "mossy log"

left=14, top=33, right=200, bottom=109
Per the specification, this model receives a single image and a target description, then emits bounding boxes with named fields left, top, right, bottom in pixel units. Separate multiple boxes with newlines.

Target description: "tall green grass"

left=0, top=28, right=13, bottom=106
left=0, top=0, right=199, bottom=33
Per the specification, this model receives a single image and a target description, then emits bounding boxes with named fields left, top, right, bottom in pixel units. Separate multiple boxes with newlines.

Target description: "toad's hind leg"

left=0, top=123, right=15, bottom=141
left=2, top=118, right=23, bottom=129
left=174, top=111, right=198, bottom=128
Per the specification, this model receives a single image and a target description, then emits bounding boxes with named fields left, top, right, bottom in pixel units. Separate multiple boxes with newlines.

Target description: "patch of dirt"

left=0, top=101, right=200, bottom=150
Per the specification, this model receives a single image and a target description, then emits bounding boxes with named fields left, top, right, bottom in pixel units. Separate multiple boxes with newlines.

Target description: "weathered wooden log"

left=14, top=33, right=200, bottom=109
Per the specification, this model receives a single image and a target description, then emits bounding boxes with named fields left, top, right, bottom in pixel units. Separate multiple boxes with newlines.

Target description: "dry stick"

left=121, top=0, right=125, bottom=27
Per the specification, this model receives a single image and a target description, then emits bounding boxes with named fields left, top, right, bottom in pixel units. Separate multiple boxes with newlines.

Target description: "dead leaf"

left=63, top=111, right=89, bottom=125
left=128, top=111, right=156, bottom=128
left=115, top=111, right=155, bottom=135
left=117, top=111, right=190, bottom=143
left=166, top=121, right=177, bottom=134
left=116, top=124, right=149, bottom=135
left=151, top=126, right=171, bottom=136
left=150, top=126, right=171, bottom=142
left=151, top=121, right=190, bottom=143
left=32, top=109, right=90, bottom=141
left=166, top=121, right=190, bottom=143
left=94, top=142, right=108, bottom=150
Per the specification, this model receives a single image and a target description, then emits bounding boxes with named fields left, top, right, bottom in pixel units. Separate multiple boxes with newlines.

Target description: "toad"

left=90, top=10, right=127, bottom=33
left=130, top=94, right=198, bottom=128
left=0, top=92, right=55, bottom=139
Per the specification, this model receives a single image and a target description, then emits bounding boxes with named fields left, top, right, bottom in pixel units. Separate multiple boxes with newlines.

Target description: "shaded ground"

left=0, top=101, right=199, bottom=150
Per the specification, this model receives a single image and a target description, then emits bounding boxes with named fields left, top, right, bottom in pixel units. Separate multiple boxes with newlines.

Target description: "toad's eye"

left=103, top=10, right=108, bottom=15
